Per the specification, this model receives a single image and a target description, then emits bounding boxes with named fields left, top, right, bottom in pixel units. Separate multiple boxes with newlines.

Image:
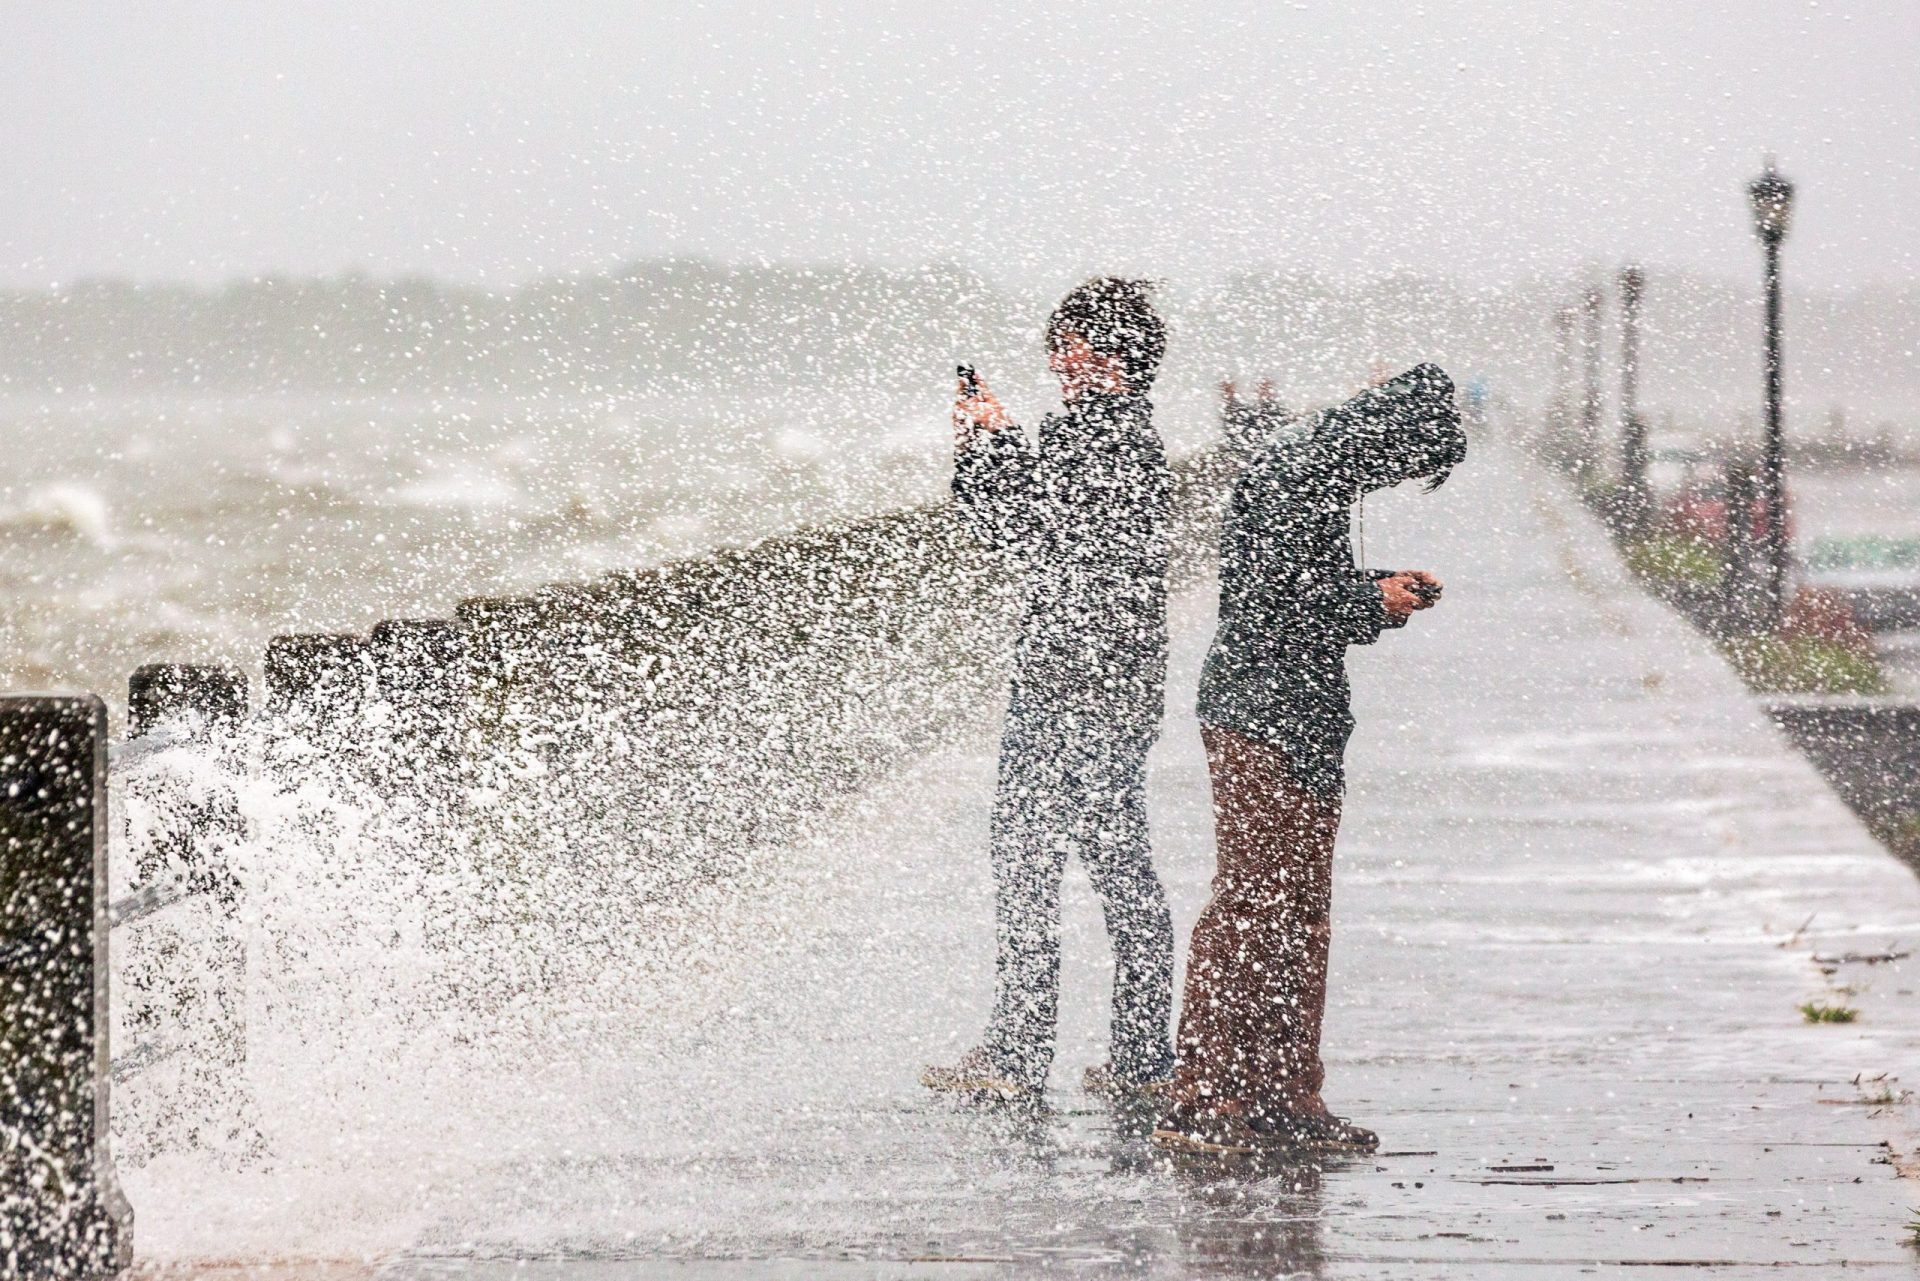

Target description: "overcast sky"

left=6, top=1, right=1917, bottom=290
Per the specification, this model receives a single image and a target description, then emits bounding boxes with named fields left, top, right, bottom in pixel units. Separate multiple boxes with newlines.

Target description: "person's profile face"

left=1049, top=333, right=1126, bottom=398
left=1046, top=333, right=1085, bottom=383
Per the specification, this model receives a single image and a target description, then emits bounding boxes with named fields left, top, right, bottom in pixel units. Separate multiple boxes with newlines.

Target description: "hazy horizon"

left=14, top=253, right=1920, bottom=300
left=9, top=2, right=1919, bottom=291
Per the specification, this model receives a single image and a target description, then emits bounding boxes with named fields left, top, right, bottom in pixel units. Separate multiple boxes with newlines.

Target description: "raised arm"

left=1317, top=363, right=1467, bottom=496
left=1240, top=364, right=1466, bottom=502
left=1293, top=566, right=1393, bottom=646
left=950, top=372, right=1038, bottom=553
left=953, top=424, right=1040, bottom=552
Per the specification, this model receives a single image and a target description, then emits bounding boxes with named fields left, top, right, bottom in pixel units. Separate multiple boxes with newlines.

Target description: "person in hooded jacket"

left=922, top=278, right=1177, bottom=1104
left=1220, top=377, right=1294, bottom=467
left=1152, top=363, right=1467, bottom=1155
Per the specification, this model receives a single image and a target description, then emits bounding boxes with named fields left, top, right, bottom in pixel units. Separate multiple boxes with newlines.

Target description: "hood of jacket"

left=1313, top=363, right=1466, bottom=493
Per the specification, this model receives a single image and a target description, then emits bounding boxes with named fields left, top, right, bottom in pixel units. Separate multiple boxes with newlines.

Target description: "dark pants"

left=983, top=716, right=1175, bottom=1090
left=1170, top=726, right=1342, bottom=1115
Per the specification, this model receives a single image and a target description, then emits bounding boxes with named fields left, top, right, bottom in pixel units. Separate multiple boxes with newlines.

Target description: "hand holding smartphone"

left=953, top=363, right=1010, bottom=444
left=1380, top=570, right=1443, bottom=621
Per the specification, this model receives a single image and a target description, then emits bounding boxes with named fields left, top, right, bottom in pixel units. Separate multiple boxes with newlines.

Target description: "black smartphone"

left=957, top=364, right=981, bottom=397
left=1409, top=579, right=1443, bottom=603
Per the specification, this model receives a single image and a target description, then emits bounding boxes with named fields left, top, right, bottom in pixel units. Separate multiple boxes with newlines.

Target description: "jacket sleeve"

left=951, top=424, right=1038, bottom=554
left=1223, top=455, right=1391, bottom=647
left=1314, top=363, right=1468, bottom=496
left=1365, top=567, right=1411, bottom=630
left=1298, top=568, right=1390, bottom=645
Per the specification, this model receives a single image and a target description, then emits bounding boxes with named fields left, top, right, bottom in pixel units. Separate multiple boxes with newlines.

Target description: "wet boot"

left=1083, top=1061, right=1172, bottom=1102
left=1256, top=1104, right=1379, bottom=1153
left=1150, top=1100, right=1264, bottom=1156
left=921, top=1046, right=1036, bottom=1104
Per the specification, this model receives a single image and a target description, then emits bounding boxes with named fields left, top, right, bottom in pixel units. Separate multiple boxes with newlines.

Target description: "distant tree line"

left=3, top=260, right=1916, bottom=430
left=0, top=260, right=1029, bottom=397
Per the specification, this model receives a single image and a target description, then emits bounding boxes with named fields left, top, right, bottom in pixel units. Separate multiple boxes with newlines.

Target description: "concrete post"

left=453, top=597, right=543, bottom=710
left=128, top=663, right=248, bottom=739
left=367, top=620, right=467, bottom=802
left=117, top=664, right=257, bottom=1164
left=520, top=585, right=610, bottom=720
left=123, top=665, right=247, bottom=904
left=449, top=597, right=544, bottom=850
left=0, top=696, right=134, bottom=1279
left=264, top=634, right=370, bottom=739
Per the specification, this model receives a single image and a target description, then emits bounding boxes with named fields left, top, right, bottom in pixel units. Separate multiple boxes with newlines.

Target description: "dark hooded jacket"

left=1196, top=363, right=1466, bottom=796
left=953, top=392, right=1171, bottom=743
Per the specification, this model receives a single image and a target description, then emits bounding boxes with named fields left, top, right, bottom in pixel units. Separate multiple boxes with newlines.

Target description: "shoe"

left=1149, top=1105, right=1264, bottom=1157
left=1256, top=1107, right=1379, bottom=1154
left=1083, top=1062, right=1172, bottom=1102
left=921, top=1047, right=1034, bottom=1103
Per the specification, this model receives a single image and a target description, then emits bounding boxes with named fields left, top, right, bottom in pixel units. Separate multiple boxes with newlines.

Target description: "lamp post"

left=1747, top=157, right=1795, bottom=629
left=1618, top=265, right=1648, bottom=534
left=1579, top=286, right=1604, bottom=487
left=1549, top=305, right=1577, bottom=468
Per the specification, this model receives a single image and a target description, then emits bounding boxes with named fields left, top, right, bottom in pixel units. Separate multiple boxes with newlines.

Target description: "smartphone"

left=957, top=364, right=981, bottom=397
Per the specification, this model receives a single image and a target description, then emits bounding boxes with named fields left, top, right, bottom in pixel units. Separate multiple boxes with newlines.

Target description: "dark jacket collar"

left=1052, top=390, right=1155, bottom=439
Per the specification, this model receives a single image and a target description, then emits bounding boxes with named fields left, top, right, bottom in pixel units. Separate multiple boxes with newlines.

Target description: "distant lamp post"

left=1617, top=265, right=1648, bottom=534
left=1579, top=286, right=1604, bottom=487
left=1549, top=305, right=1577, bottom=467
left=1747, top=156, right=1795, bottom=629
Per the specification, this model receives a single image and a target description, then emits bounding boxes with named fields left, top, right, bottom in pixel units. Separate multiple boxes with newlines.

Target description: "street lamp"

left=1747, top=156, right=1795, bottom=629
left=1549, top=305, right=1577, bottom=469
left=1579, top=286, right=1604, bottom=487
left=1618, top=265, right=1648, bottom=534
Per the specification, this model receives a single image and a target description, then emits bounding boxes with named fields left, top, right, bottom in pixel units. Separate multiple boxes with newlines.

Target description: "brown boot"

left=1150, top=1101, right=1264, bottom=1156
left=1253, top=1101, right=1379, bottom=1154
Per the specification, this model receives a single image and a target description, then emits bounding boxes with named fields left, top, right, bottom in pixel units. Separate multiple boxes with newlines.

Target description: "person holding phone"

left=1152, top=363, right=1466, bottom=1156
left=922, top=277, right=1176, bottom=1104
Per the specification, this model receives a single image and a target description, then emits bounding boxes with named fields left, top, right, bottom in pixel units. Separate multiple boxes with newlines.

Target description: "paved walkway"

left=139, top=441, right=1920, bottom=1278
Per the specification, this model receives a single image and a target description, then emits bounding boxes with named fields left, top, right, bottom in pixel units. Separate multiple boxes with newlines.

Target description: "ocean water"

left=1, top=390, right=957, bottom=720
left=2, top=380, right=1229, bottom=722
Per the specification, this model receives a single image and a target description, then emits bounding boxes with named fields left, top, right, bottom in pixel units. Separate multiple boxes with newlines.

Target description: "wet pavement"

left=160, top=441, right=1920, bottom=1279
left=1881, top=630, right=1920, bottom=698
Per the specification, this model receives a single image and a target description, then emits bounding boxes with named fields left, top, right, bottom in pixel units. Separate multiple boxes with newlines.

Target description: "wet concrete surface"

left=1881, top=630, right=1920, bottom=699
left=172, top=442, right=1920, bottom=1278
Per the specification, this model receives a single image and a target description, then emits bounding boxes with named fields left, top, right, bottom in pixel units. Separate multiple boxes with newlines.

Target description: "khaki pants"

left=1170, top=725, right=1342, bottom=1114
